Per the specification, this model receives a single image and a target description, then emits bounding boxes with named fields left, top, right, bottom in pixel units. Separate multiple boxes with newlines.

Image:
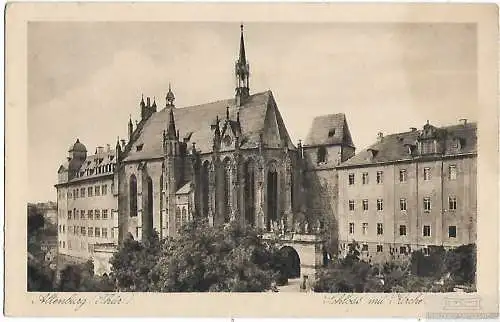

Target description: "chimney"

left=377, top=132, right=384, bottom=142
left=96, top=146, right=105, bottom=155
left=120, top=139, right=126, bottom=149
left=410, top=127, right=417, bottom=132
left=459, top=118, right=468, bottom=126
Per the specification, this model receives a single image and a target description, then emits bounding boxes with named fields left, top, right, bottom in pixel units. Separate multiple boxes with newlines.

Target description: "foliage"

left=109, top=230, right=163, bottom=292
left=154, top=219, right=285, bottom=292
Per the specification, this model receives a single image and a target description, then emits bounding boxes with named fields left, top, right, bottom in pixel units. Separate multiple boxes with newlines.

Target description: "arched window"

left=201, top=161, right=210, bottom=217
left=143, top=176, right=153, bottom=238
left=129, top=175, right=138, bottom=217
left=223, top=158, right=231, bottom=222
left=175, top=207, right=181, bottom=229
left=317, top=146, right=327, bottom=164
left=267, top=163, right=278, bottom=231
left=182, top=208, right=187, bottom=223
left=244, top=160, right=255, bottom=226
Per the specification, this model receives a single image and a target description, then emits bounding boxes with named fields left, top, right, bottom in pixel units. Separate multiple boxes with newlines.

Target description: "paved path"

left=277, top=278, right=302, bottom=293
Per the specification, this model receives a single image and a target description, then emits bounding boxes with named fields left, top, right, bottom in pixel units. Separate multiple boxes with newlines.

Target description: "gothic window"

left=223, top=158, right=231, bottom=222
left=182, top=208, right=187, bottom=223
left=175, top=207, right=181, bottom=229
left=244, top=160, right=255, bottom=226
left=201, top=161, right=210, bottom=217
left=266, top=163, right=278, bottom=231
left=317, top=146, right=327, bottom=164
left=143, top=176, right=154, bottom=238
left=129, top=174, right=138, bottom=217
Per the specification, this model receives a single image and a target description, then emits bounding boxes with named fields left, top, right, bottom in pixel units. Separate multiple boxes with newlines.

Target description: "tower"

left=235, top=24, right=250, bottom=106
left=164, top=106, right=180, bottom=236
left=166, top=83, right=175, bottom=108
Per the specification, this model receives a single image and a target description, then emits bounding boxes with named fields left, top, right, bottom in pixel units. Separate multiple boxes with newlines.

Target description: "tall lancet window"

left=129, top=174, right=138, bottom=217
left=201, top=161, right=210, bottom=217
left=223, top=158, right=232, bottom=222
left=244, top=159, right=255, bottom=226
left=267, top=163, right=278, bottom=231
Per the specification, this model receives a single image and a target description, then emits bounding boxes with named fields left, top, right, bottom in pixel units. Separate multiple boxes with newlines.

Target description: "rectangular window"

left=400, top=246, right=407, bottom=255
left=362, top=172, right=369, bottom=184
left=67, top=191, right=72, bottom=199
left=95, top=186, right=101, bottom=196
left=349, top=223, right=354, bottom=234
left=399, top=169, right=407, bottom=183
left=74, top=226, right=78, bottom=235
left=102, top=185, right=108, bottom=196
left=68, top=210, right=72, bottom=220
left=449, top=165, right=457, bottom=180
left=424, top=197, right=431, bottom=212
left=87, top=209, right=93, bottom=220
left=348, top=173, right=355, bottom=185
left=81, top=226, right=86, bottom=236
left=399, top=225, right=407, bottom=236
left=102, top=209, right=108, bottom=219
left=400, top=198, right=407, bottom=211
left=423, top=248, right=430, bottom=256
left=348, top=200, right=355, bottom=211
left=88, top=187, right=93, bottom=197
left=58, top=225, right=61, bottom=233
left=80, top=188, right=85, bottom=198
left=362, top=199, right=369, bottom=211
left=68, top=240, right=72, bottom=250
left=423, top=167, right=431, bottom=181
left=62, top=241, right=65, bottom=248
left=376, top=171, right=383, bottom=184
left=377, top=223, right=383, bottom=235
left=80, top=210, right=85, bottom=219
left=449, top=226, right=457, bottom=238
left=102, top=228, right=108, bottom=238
left=449, top=196, right=457, bottom=210
left=422, top=141, right=434, bottom=154
left=95, top=209, right=100, bottom=220
left=111, top=228, right=115, bottom=239
left=74, top=189, right=78, bottom=199
left=88, top=227, right=93, bottom=237
left=361, top=244, right=368, bottom=252
left=423, top=225, right=431, bottom=237
left=377, top=199, right=383, bottom=211
left=95, top=227, right=100, bottom=237
left=362, top=223, right=368, bottom=235
left=376, top=245, right=383, bottom=252
left=62, top=225, right=65, bottom=233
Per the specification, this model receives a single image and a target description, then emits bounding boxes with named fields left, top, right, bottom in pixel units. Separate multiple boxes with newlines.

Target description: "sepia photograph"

left=5, top=2, right=499, bottom=318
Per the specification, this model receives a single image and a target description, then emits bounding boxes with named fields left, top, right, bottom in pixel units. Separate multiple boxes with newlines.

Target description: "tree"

left=444, top=244, right=476, bottom=285
left=154, top=219, right=284, bottom=292
left=109, top=230, right=163, bottom=292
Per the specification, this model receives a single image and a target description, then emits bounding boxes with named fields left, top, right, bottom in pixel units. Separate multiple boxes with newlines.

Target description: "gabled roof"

left=123, top=90, right=295, bottom=162
left=176, top=181, right=192, bottom=195
left=338, top=122, right=477, bottom=168
left=304, top=113, right=354, bottom=147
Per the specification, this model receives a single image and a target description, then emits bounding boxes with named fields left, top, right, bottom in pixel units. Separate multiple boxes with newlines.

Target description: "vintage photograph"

left=5, top=2, right=498, bottom=318
left=27, top=20, right=479, bottom=294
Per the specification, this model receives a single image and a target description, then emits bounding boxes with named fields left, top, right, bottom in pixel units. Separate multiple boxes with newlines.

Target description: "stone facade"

left=336, top=121, right=477, bottom=263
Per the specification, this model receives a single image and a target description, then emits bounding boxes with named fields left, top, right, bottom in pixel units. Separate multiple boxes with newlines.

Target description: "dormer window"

left=420, top=140, right=435, bottom=154
left=136, top=144, right=144, bottom=152
left=328, top=128, right=335, bottom=137
left=317, top=146, right=327, bottom=164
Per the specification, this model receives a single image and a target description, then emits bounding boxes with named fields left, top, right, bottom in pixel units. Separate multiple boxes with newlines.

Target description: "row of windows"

left=348, top=165, right=458, bottom=185
left=348, top=196, right=458, bottom=212
left=59, top=240, right=103, bottom=251
left=67, top=209, right=112, bottom=220
left=67, top=184, right=109, bottom=199
left=354, top=244, right=429, bottom=255
left=76, top=163, right=116, bottom=178
left=348, top=222, right=458, bottom=238
left=59, top=225, right=114, bottom=238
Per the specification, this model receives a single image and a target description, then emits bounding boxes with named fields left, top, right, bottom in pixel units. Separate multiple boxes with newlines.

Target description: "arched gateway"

left=280, top=246, right=301, bottom=278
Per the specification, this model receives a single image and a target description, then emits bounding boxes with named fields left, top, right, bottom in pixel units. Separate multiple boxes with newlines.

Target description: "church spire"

left=235, top=24, right=250, bottom=106
left=166, top=83, right=175, bottom=108
left=166, top=107, right=177, bottom=140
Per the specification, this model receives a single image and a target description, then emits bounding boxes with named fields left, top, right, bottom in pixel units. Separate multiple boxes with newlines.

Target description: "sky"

left=28, top=22, right=478, bottom=202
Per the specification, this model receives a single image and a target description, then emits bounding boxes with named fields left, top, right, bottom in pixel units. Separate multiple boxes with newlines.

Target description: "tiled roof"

left=67, top=149, right=116, bottom=183
left=304, top=113, right=354, bottom=147
left=124, top=90, right=294, bottom=162
left=338, top=122, right=477, bottom=168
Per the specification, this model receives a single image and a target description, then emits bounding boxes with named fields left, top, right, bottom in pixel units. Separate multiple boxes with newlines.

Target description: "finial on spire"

left=226, top=106, right=230, bottom=119
left=166, top=82, right=175, bottom=107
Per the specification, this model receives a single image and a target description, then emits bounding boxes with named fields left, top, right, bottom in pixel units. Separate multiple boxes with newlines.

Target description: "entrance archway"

left=280, top=246, right=301, bottom=278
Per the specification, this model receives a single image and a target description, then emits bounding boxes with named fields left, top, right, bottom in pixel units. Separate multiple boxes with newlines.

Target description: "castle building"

left=336, top=120, right=477, bottom=263
left=55, top=141, right=119, bottom=265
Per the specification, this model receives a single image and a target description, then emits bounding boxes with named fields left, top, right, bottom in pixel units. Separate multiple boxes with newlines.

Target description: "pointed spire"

left=166, top=107, right=177, bottom=140
left=140, top=94, right=145, bottom=107
left=226, top=106, right=230, bottom=120
left=239, top=24, right=246, bottom=65
left=128, top=114, right=133, bottom=140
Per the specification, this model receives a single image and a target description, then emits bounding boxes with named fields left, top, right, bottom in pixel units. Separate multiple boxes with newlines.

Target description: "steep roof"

left=65, top=149, right=116, bottom=183
left=338, top=122, right=477, bottom=168
left=124, top=90, right=295, bottom=162
left=304, top=113, right=354, bottom=147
